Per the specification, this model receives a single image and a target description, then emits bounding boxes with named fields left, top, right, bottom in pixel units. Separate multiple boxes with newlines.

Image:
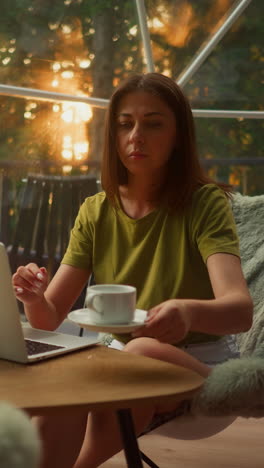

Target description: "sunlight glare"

left=52, top=62, right=61, bottom=72
left=63, top=135, right=72, bottom=148
left=62, top=149, right=73, bottom=160
left=74, top=142, right=89, bottom=159
left=79, top=59, right=91, bottom=69
left=62, top=165, right=73, bottom=174
left=61, top=109, right=73, bottom=123
left=2, top=57, right=11, bottom=65
left=61, top=70, right=74, bottom=79
left=62, top=24, right=72, bottom=34
left=61, top=102, right=92, bottom=124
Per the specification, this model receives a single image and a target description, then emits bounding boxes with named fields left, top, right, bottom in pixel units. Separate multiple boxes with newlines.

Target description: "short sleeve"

left=61, top=200, right=93, bottom=270
left=190, top=185, right=240, bottom=263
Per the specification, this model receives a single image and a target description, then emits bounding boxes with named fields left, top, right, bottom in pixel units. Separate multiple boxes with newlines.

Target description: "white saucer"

left=68, top=308, right=148, bottom=334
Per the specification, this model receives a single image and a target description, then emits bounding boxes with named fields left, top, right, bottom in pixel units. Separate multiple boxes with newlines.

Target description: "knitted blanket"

left=141, top=193, right=264, bottom=427
left=231, top=192, right=264, bottom=356
left=141, top=193, right=264, bottom=451
left=190, top=193, right=264, bottom=417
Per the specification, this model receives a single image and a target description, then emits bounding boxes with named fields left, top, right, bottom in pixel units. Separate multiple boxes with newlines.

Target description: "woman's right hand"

left=12, top=264, right=48, bottom=305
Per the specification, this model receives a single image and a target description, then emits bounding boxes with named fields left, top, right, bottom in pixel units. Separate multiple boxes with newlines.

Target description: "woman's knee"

left=124, top=338, right=210, bottom=378
left=124, top=337, right=161, bottom=358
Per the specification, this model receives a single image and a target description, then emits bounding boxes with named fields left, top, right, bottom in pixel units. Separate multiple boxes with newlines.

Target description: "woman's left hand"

left=132, top=299, right=193, bottom=344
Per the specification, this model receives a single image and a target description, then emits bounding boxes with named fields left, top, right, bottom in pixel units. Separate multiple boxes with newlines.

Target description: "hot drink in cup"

left=85, top=284, right=136, bottom=324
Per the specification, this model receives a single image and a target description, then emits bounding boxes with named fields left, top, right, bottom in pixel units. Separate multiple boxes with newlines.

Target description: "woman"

left=13, top=73, right=253, bottom=468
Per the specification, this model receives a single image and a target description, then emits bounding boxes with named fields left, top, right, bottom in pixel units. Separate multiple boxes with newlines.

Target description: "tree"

left=0, top=0, right=143, bottom=173
left=144, top=0, right=264, bottom=191
left=0, top=0, right=263, bottom=193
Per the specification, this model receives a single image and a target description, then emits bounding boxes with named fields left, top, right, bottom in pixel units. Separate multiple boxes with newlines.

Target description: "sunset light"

left=60, top=99, right=92, bottom=162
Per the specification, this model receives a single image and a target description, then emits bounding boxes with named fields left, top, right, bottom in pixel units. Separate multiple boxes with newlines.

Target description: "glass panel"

left=0, top=92, right=100, bottom=263
left=0, top=0, right=263, bottom=246
left=196, top=118, right=264, bottom=195
left=144, top=0, right=238, bottom=77
left=187, top=0, right=264, bottom=196
left=145, top=0, right=263, bottom=194
left=0, top=94, right=98, bottom=174
left=0, top=0, right=144, bottom=97
left=185, top=1, right=263, bottom=110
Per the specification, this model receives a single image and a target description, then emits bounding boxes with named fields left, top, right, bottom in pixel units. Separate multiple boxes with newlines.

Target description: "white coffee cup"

left=84, top=284, right=136, bottom=324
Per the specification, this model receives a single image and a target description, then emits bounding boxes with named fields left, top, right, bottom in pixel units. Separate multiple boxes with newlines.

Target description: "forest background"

left=0, top=0, right=263, bottom=194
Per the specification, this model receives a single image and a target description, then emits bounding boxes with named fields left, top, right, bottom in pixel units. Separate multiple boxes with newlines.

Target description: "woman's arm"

left=13, top=263, right=90, bottom=331
left=189, top=252, right=253, bottom=335
left=133, top=253, right=253, bottom=343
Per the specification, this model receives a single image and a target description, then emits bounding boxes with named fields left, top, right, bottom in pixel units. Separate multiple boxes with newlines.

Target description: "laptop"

left=0, top=242, right=98, bottom=363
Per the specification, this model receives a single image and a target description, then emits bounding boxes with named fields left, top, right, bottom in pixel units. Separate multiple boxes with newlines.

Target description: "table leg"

left=116, top=408, right=143, bottom=468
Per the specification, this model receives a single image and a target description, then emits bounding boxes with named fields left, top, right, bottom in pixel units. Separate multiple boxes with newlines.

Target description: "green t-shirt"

left=62, top=184, right=240, bottom=344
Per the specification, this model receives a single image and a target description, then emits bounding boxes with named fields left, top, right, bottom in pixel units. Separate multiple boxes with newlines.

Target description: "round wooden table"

left=0, top=345, right=204, bottom=467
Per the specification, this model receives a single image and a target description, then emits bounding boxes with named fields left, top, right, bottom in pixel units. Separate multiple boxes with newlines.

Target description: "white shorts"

left=108, top=335, right=240, bottom=367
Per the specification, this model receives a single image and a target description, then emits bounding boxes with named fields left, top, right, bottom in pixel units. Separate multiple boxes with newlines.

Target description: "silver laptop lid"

left=0, top=243, right=28, bottom=362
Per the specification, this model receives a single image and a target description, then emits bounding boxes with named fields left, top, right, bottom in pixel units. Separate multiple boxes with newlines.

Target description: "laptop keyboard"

left=25, top=339, right=65, bottom=356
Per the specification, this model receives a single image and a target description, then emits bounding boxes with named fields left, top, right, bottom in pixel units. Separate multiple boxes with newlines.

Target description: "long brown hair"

left=101, top=73, right=232, bottom=212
